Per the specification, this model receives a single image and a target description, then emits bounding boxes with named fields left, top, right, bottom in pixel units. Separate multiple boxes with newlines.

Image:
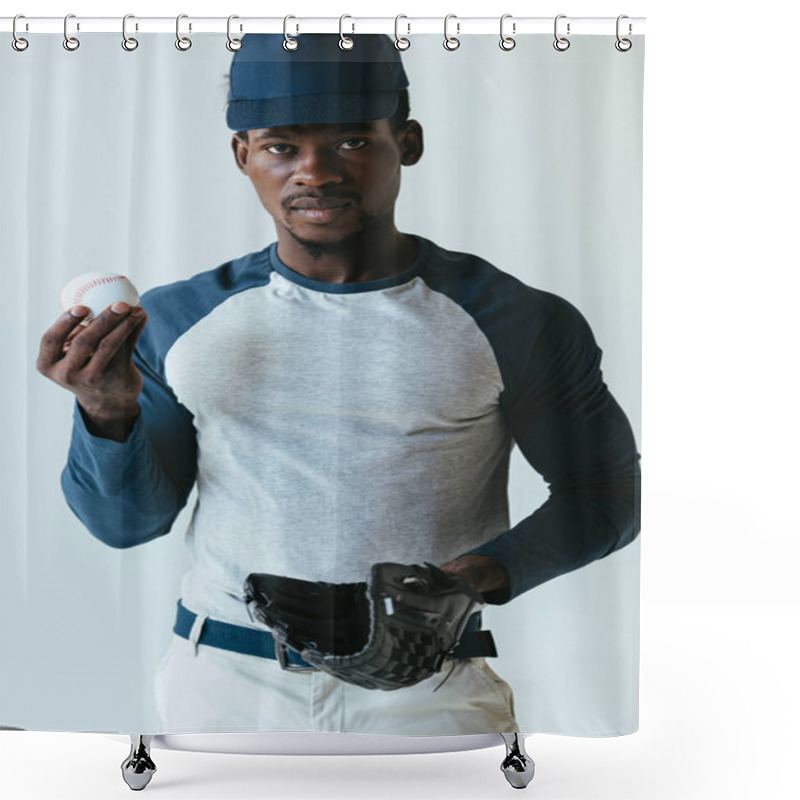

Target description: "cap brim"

left=227, top=91, right=399, bottom=132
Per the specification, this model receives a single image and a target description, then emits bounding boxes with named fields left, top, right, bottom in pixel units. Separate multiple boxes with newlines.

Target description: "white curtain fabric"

left=0, top=32, right=643, bottom=735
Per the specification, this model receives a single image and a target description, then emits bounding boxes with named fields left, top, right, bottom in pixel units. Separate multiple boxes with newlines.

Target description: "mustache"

left=285, top=191, right=359, bottom=209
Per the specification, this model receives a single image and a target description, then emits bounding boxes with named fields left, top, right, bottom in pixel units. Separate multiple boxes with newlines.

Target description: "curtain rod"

left=1, top=16, right=646, bottom=36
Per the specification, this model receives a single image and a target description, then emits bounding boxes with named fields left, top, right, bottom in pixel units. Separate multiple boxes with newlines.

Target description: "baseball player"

left=37, top=34, right=641, bottom=736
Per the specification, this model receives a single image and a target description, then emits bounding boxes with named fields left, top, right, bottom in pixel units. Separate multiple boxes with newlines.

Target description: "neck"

left=275, top=223, right=418, bottom=284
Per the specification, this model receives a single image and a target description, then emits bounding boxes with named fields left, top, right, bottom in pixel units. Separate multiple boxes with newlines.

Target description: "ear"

left=399, top=121, right=424, bottom=167
left=231, top=132, right=250, bottom=173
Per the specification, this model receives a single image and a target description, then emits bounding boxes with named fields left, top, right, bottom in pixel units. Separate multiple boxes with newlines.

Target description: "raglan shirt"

left=62, top=234, right=641, bottom=627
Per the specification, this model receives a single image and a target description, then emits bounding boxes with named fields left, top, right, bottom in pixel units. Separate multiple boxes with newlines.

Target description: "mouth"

left=290, top=203, right=350, bottom=223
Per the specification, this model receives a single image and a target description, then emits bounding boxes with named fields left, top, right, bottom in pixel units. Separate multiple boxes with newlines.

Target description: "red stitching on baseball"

left=71, top=275, right=126, bottom=307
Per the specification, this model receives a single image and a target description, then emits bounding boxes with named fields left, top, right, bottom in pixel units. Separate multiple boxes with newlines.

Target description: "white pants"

left=154, top=631, right=519, bottom=736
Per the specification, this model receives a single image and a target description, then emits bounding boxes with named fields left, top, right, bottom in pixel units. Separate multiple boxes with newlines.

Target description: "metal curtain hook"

left=122, top=14, right=139, bottom=51
left=176, top=13, right=192, bottom=50
left=443, top=14, right=460, bottom=51
left=226, top=15, right=242, bottom=51
left=12, top=14, right=29, bottom=51
left=499, top=14, right=516, bottom=51
left=339, top=14, right=354, bottom=50
left=394, top=15, right=410, bottom=50
left=283, top=15, right=298, bottom=51
left=615, top=14, right=632, bottom=51
left=63, top=13, right=80, bottom=51
left=553, top=14, right=570, bottom=51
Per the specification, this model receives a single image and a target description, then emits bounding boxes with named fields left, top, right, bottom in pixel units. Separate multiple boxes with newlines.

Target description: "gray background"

left=1, top=32, right=642, bottom=734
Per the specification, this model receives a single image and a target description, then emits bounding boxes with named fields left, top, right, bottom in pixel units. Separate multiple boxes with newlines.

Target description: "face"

left=232, top=118, right=423, bottom=250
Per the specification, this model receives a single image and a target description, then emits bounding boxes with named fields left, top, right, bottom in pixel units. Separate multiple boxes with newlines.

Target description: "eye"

left=263, top=143, right=296, bottom=155
left=339, top=138, right=369, bottom=151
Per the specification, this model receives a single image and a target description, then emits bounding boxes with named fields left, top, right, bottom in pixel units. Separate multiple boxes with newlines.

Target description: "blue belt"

left=173, top=599, right=495, bottom=670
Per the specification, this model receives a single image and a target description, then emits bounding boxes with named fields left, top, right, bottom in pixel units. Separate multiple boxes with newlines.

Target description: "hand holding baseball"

left=36, top=272, right=147, bottom=442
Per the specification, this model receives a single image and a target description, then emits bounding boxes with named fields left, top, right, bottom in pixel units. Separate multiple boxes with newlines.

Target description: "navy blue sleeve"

left=60, top=294, right=198, bottom=549
left=59, top=251, right=272, bottom=549
left=465, top=292, right=641, bottom=604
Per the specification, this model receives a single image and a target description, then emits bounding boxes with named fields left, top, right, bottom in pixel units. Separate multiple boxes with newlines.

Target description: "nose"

left=290, top=147, right=344, bottom=187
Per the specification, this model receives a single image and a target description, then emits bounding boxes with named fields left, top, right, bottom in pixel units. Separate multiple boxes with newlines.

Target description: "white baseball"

left=60, top=272, right=140, bottom=323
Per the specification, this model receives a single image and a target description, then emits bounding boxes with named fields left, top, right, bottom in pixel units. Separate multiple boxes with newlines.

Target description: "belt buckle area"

left=275, top=640, right=319, bottom=673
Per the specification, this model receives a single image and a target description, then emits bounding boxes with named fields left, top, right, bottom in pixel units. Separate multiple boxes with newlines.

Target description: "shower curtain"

left=0, top=25, right=644, bottom=739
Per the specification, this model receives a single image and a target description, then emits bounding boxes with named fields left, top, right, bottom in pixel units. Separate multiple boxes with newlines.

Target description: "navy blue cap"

left=226, top=33, right=409, bottom=132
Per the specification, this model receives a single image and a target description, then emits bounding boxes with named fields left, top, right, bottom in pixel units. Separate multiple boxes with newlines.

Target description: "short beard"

left=285, top=213, right=380, bottom=261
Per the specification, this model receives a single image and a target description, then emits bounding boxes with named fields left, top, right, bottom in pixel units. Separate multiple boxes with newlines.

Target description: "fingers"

left=70, top=304, right=147, bottom=372
left=38, top=302, right=146, bottom=381
left=91, top=311, right=148, bottom=373
left=37, top=306, right=90, bottom=374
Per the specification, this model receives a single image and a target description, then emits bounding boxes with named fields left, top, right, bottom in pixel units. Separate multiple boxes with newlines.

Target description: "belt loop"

left=188, top=612, right=208, bottom=656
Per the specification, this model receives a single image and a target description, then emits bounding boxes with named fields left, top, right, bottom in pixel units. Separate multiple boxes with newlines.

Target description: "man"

left=37, top=34, right=640, bottom=735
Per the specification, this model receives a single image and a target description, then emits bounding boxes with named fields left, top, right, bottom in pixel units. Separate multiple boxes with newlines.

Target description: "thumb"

left=109, top=312, right=147, bottom=369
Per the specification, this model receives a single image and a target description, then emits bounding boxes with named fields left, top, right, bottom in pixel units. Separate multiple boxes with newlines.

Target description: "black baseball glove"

left=243, top=561, right=486, bottom=691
